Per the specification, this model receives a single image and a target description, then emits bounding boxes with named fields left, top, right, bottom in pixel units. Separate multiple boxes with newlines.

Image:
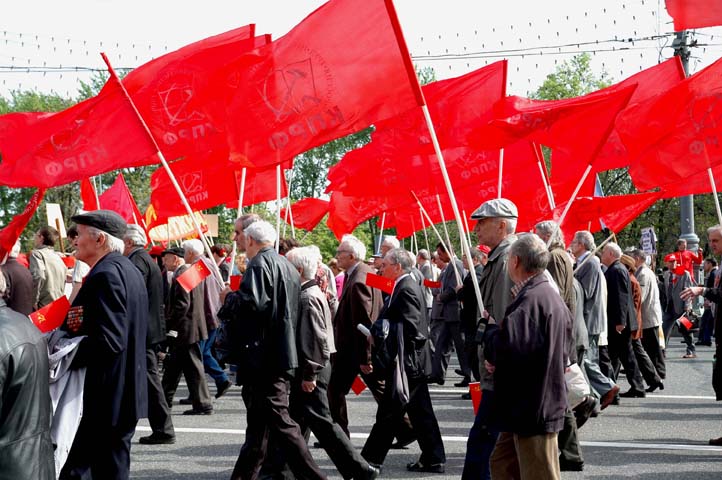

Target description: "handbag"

left=565, top=363, right=591, bottom=408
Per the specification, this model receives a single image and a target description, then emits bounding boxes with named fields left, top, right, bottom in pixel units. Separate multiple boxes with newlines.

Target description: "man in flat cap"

left=462, top=198, right=518, bottom=480
left=60, top=210, right=148, bottom=480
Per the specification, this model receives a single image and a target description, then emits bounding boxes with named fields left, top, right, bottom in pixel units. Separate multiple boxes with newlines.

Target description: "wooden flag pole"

left=497, top=148, right=505, bottom=199
left=708, top=168, right=722, bottom=225
left=228, top=166, right=247, bottom=281
left=419, top=207, right=430, bottom=253
left=276, top=164, right=282, bottom=252
left=91, top=176, right=101, bottom=207
left=100, top=53, right=222, bottom=289
left=415, top=192, right=462, bottom=287
left=533, top=143, right=555, bottom=209
left=462, top=209, right=473, bottom=250
left=577, top=231, right=615, bottom=269
left=377, top=212, right=387, bottom=255
left=558, top=164, right=592, bottom=227
left=435, top=194, right=457, bottom=259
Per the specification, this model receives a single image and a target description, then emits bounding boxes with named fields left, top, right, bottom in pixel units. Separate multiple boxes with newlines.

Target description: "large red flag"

left=80, top=178, right=99, bottom=211
left=221, top=0, right=421, bottom=168
left=281, top=198, right=329, bottom=231
left=617, top=57, right=722, bottom=192
left=0, top=75, right=158, bottom=188
left=666, top=0, right=722, bottom=30
left=0, top=188, right=45, bottom=259
left=99, top=174, right=145, bottom=226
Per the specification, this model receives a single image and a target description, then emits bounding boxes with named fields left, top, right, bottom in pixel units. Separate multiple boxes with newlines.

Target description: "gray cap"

left=470, top=198, right=518, bottom=220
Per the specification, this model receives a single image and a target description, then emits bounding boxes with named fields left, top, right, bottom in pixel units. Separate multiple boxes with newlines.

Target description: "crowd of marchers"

left=1, top=198, right=722, bottom=480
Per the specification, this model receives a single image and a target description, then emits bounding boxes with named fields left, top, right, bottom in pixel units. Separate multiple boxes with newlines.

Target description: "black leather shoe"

left=559, top=459, right=584, bottom=471
left=461, top=392, right=472, bottom=400
left=573, top=395, right=597, bottom=429
left=645, top=381, right=664, bottom=393
left=619, top=389, right=646, bottom=398
left=356, top=464, right=380, bottom=479
left=427, top=376, right=445, bottom=386
left=407, top=461, right=445, bottom=473
left=139, top=433, right=176, bottom=445
left=179, top=397, right=192, bottom=405
left=390, top=435, right=416, bottom=449
left=454, top=368, right=466, bottom=377
left=183, top=407, right=214, bottom=415
left=454, top=377, right=470, bottom=388
left=215, top=380, right=232, bottom=399
left=709, top=437, right=722, bottom=446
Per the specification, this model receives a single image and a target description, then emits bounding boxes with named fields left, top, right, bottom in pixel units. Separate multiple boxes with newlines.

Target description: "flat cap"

left=162, top=247, right=185, bottom=258
left=70, top=210, right=128, bottom=239
left=470, top=198, right=518, bottom=220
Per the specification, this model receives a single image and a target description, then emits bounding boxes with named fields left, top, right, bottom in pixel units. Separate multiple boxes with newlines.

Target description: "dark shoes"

left=645, top=381, right=664, bottom=393
left=407, top=461, right=445, bottom=473
left=179, top=397, right=193, bottom=405
left=573, top=395, right=597, bottom=429
left=427, top=376, right=445, bottom=386
left=356, top=464, right=380, bottom=479
left=390, top=435, right=416, bottom=449
left=600, top=384, right=620, bottom=410
left=461, top=392, right=472, bottom=400
left=454, top=377, right=470, bottom=388
left=559, top=459, right=584, bottom=471
left=619, top=389, right=646, bottom=398
left=709, top=437, right=722, bottom=446
left=215, top=379, right=233, bottom=399
left=139, top=432, right=176, bottom=445
left=183, top=407, right=213, bottom=415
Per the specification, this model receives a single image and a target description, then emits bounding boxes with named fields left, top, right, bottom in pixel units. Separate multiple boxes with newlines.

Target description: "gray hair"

left=9, top=240, right=21, bottom=258
left=381, top=235, right=400, bottom=249
left=504, top=217, right=517, bottom=234
left=708, top=225, right=722, bottom=237
left=244, top=220, right=277, bottom=245
left=510, top=233, right=550, bottom=274
left=286, top=246, right=321, bottom=281
left=573, top=230, right=595, bottom=252
left=237, top=213, right=261, bottom=231
left=340, top=234, right=366, bottom=261
left=469, top=247, right=484, bottom=262
left=535, top=220, right=564, bottom=248
left=384, top=248, right=414, bottom=273
left=182, top=239, right=204, bottom=257
left=417, top=248, right=430, bottom=260
left=0, top=267, right=6, bottom=296
left=87, top=227, right=124, bottom=254
left=628, top=248, right=646, bottom=261
left=604, top=242, right=623, bottom=259
left=124, top=224, right=147, bottom=247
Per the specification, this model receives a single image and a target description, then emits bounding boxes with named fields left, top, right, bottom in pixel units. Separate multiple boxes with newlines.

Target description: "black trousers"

left=361, top=376, right=446, bottom=466
left=231, top=376, right=326, bottom=480
left=146, top=347, right=174, bottom=436
left=641, top=326, right=666, bottom=379
left=161, top=342, right=212, bottom=411
left=60, top=415, right=136, bottom=480
left=631, top=338, right=661, bottom=388
left=327, top=354, right=414, bottom=441
left=557, top=408, right=583, bottom=465
left=608, top=327, right=645, bottom=392
left=430, top=319, right=470, bottom=379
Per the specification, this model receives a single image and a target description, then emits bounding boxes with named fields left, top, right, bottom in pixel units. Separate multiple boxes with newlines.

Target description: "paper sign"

left=203, top=214, right=219, bottom=237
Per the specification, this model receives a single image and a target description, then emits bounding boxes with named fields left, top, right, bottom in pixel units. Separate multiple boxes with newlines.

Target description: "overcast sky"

left=2, top=0, right=722, bottom=98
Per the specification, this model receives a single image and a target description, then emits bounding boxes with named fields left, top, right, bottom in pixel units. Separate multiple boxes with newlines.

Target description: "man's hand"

left=482, top=310, right=496, bottom=325
left=681, top=286, right=704, bottom=301
left=301, top=380, right=316, bottom=393
left=615, top=324, right=625, bottom=334
left=360, top=364, right=373, bottom=375
left=484, top=360, right=495, bottom=374
left=219, top=286, right=232, bottom=304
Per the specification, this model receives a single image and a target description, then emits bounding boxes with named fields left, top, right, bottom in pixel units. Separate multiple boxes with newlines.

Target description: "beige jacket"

left=29, top=246, right=67, bottom=309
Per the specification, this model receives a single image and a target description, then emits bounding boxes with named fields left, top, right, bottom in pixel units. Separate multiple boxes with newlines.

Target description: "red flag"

left=365, top=272, right=394, bottom=295
left=30, top=295, right=70, bottom=333
left=0, top=188, right=45, bottom=259
left=0, top=75, right=158, bottom=188
left=351, top=375, right=367, bottom=395
left=177, top=261, right=211, bottom=293
left=80, top=178, right=99, bottom=211
left=666, top=0, right=722, bottom=30
left=281, top=198, right=329, bottom=231
left=98, top=174, right=144, bottom=226
left=423, top=279, right=441, bottom=289
left=469, top=382, right=482, bottom=415
left=618, top=58, right=722, bottom=192
left=229, top=275, right=242, bottom=291
left=676, top=315, right=694, bottom=331
left=61, top=256, right=77, bottom=269
left=222, top=0, right=421, bottom=168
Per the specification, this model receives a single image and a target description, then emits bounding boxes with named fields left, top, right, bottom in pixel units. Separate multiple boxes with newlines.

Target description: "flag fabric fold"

left=30, top=295, right=70, bottom=333
left=80, top=178, right=99, bottom=211
left=280, top=198, right=329, bottom=231
left=666, top=0, right=722, bottom=30
left=98, top=174, right=144, bottom=226
left=0, top=188, right=46, bottom=259
left=177, top=260, right=212, bottom=293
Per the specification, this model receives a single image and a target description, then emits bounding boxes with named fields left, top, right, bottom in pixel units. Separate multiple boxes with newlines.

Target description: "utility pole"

left=673, top=30, right=701, bottom=262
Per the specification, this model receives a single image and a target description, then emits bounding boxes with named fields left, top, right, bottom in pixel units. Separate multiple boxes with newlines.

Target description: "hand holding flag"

left=365, top=272, right=394, bottom=295
left=177, top=260, right=212, bottom=293
left=30, top=296, right=71, bottom=333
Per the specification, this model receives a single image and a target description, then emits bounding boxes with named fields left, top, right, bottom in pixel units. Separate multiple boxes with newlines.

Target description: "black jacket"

left=604, top=260, right=635, bottom=329
left=166, top=264, right=207, bottom=345
left=0, top=301, right=55, bottom=480
left=458, top=264, right=483, bottom=335
left=128, top=247, right=166, bottom=346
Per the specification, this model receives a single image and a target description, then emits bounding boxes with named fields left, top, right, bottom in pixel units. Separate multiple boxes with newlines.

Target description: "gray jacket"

left=432, top=258, right=464, bottom=322
left=419, top=262, right=434, bottom=309
left=297, top=281, right=336, bottom=382
left=574, top=253, right=605, bottom=336
left=635, top=264, right=663, bottom=329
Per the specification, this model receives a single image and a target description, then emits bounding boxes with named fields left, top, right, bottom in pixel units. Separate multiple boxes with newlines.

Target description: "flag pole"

left=413, top=191, right=462, bottom=286
left=228, top=166, right=247, bottom=284
left=577, top=231, right=615, bottom=269
left=462, top=209, right=473, bottom=250
left=276, top=164, right=282, bottom=252
left=497, top=148, right=504, bottom=199
left=708, top=168, right=722, bottom=225
left=533, top=143, right=555, bottom=209
left=435, top=194, right=457, bottom=259
left=419, top=207, right=430, bottom=252
left=91, top=176, right=101, bottom=207
left=377, top=212, right=386, bottom=255
left=558, top=164, right=593, bottom=227
left=100, top=53, right=222, bottom=289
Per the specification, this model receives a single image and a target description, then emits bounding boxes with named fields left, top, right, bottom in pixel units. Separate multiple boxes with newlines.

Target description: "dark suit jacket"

left=128, top=247, right=166, bottom=346
left=71, top=252, right=148, bottom=427
left=3, top=257, right=33, bottom=316
left=166, top=264, right=207, bottom=346
left=436, top=258, right=463, bottom=323
left=459, top=264, right=483, bottom=334
left=334, top=262, right=383, bottom=366
left=604, top=259, right=635, bottom=330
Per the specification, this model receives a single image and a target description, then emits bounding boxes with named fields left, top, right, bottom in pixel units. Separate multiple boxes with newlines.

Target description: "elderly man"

left=183, top=239, right=232, bottom=399
left=2, top=240, right=33, bottom=315
left=122, top=225, right=175, bottom=445
left=681, top=225, right=722, bottom=445
left=29, top=225, right=67, bottom=310
left=571, top=231, right=619, bottom=409
left=0, top=269, right=55, bottom=480
left=629, top=249, right=666, bottom=387
left=60, top=211, right=148, bottom=480
left=218, top=221, right=325, bottom=480
left=362, top=248, right=446, bottom=473
left=601, top=242, right=646, bottom=398
left=462, top=198, right=518, bottom=480
left=484, top=234, right=571, bottom=480
left=417, top=249, right=435, bottom=315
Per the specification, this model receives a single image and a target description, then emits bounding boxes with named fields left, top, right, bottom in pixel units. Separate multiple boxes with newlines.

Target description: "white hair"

left=182, top=239, right=204, bottom=257
left=244, top=220, right=277, bottom=245
left=708, top=225, right=722, bottom=237
left=340, top=234, right=366, bottom=261
left=124, top=224, right=147, bottom=247
left=87, top=227, right=124, bottom=254
left=604, top=242, right=623, bottom=259
left=381, top=235, right=400, bottom=249
left=286, top=246, right=321, bottom=281
left=0, top=267, right=6, bottom=295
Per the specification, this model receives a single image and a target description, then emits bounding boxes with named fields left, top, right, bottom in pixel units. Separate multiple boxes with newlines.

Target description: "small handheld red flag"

left=30, top=296, right=70, bottom=333
left=229, top=275, right=242, bottom=291
left=61, top=256, right=77, bottom=269
left=423, top=279, right=441, bottom=289
left=351, top=375, right=367, bottom=395
left=676, top=315, right=694, bottom=331
left=177, top=261, right=211, bottom=293
left=469, top=382, right=482, bottom=415
left=365, top=273, right=394, bottom=295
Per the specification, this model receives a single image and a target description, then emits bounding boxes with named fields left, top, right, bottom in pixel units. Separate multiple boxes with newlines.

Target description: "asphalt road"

left=130, top=342, right=722, bottom=479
